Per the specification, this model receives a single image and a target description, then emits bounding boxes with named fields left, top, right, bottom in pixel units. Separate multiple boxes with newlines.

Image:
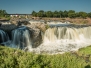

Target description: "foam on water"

left=1, top=21, right=91, bottom=54
left=0, top=29, right=9, bottom=43
left=32, top=25, right=91, bottom=54
left=11, top=26, right=32, bottom=49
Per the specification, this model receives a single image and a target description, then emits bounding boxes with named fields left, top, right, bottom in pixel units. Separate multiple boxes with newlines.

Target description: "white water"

left=33, top=26, right=91, bottom=54
left=0, top=30, right=9, bottom=43
left=1, top=22, right=91, bottom=54
left=11, top=26, right=32, bottom=49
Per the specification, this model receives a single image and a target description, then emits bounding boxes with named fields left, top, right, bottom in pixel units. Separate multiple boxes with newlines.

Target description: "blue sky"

left=0, top=0, right=91, bottom=14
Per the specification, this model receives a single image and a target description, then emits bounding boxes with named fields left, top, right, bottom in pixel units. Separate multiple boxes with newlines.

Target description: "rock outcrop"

left=0, top=19, right=49, bottom=48
left=26, top=24, right=42, bottom=48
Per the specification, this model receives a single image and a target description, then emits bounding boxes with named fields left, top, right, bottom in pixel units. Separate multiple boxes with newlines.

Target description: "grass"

left=78, top=46, right=91, bottom=55
left=0, top=45, right=91, bottom=68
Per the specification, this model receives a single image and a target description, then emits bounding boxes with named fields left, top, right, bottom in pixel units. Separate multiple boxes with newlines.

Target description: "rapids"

left=35, top=25, right=91, bottom=54
left=0, top=20, right=91, bottom=54
left=11, top=26, right=32, bottom=49
left=0, top=29, right=9, bottom=43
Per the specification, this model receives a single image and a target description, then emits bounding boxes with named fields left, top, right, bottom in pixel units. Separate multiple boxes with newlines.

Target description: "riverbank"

left=41, top=17, right=91, bottom=24
left=0, top=45, right=91, bottom=68
left=1, top=17, right=91, bottom=25
left=0, top=17, right=10, bottom=21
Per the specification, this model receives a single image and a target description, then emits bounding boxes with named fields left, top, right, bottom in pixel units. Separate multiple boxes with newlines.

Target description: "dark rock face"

left=0, top=24, right=17, bottom=30
left=17, top=21, right=30, bottom=26
left=0, top=29, right=9, bottom=43
left=27, top=24, right=42, bottom=48
left=0, top=23, right=44, bottom=48
left=10, top=19, right=30, bottom=26
left=0, top=23, right=2, bottom=27
left=0, top=24, right=18, bottom=40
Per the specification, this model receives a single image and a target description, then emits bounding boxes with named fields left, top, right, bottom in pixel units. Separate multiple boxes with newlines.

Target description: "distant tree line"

left=0, top=9, right=9, bottom=18
left=32, top=10, right=91, bottom=18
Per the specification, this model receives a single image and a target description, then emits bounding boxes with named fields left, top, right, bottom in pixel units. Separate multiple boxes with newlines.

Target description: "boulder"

left=27, top=24, right=42, bottom=48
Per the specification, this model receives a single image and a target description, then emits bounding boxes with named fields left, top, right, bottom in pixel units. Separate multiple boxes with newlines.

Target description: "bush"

left=0, top=46, right=91, bottom=68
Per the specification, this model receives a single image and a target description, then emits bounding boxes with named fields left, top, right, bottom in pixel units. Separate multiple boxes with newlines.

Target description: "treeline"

left=32, top=10, right=91, bottom=18
left=0, top=9, right=9, bottom=18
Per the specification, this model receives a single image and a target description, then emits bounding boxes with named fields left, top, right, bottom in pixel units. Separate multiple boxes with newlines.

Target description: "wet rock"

left=27, top=24, right=42, bottom=48
left=17, top=20, right=30, bottom=26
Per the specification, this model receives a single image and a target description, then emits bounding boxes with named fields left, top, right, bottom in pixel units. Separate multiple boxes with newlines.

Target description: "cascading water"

left=11, top=26, right=32, bottom=50
left=1, top=21, right=91, bottom=54
left=0, top=29, right=9, bottom=43
left=34, top=25, right=91, bottom=54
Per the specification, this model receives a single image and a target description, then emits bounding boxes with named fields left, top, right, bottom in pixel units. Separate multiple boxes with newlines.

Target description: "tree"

left=32, top=11, right=37, bottom=17
left=45, top=11, right=53, bottom=17
left=88, top=12, right=91, bottom=18
left=79, top=12, right=87, bottom=18
left=75, top=12, right=80, bottom=18
left=68, top=10, right=75, bottom=13
left=68, top=13, right=76, bottom=18
left=63, top=10, right=68, bottom=18
left=37, top=10, right=44, bottom=17
left=68, top=10, right=76, bottom=18
left=59, top=10, right=63, bottom=18
left=0, top=9, right=8, bottom=17
left=31, top=10, right=91, bottom=18
left=53, top=11, right=59, bottom=18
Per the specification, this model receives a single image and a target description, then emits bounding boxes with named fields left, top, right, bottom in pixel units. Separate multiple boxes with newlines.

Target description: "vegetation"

left=0, top=45, right=91, bottom=68
left=32, top=10, right=91, bottom=19
left=0, top=9, right=10, bottom=20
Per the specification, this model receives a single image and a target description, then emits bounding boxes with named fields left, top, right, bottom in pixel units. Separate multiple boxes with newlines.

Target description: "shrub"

left=0, top=46, right=91, bottom=68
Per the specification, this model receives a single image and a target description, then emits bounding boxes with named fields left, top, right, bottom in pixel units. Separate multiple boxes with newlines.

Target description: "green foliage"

left=78, top=46, right=91, bottom=55
left=79, top=12, right=87, bottom=19
left=63, top=10, right=68, bottom=18
left=37, top=10, right=45, bottom=17
left=31, top=10, right=91, bottom=19
left=68, top=10, right=76, bottom=18
left=88, top=12, right=91, bottom=18
left=68, top=13, right=76, bottom=18
left=45, top=24, right=50, bottom=29
left=53, top=11, right=60, bottom=18
left=0, top=9, right=10, bottom=19
left=0, top=46, right=91, bottom=68
left=0, top=10, right=6, bottom=17
left=32, top=11, right=37, bottom=17
left=45, top=11, right=53, bottom=17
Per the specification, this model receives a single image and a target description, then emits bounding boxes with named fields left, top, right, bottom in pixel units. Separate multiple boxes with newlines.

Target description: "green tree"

left=68, top=10, right=75, bottom=13
left=75, top=12, right=80, bottom=18
left=0, top=10, right=4, bottom=17
left=68, top=13, right=76, bottom=18
left=53, top=10, right=59, bottom=18
left=32, top=11, right=37, bottom=17
left=88, top=12, right=91, bottom=18
left=31, top=10, right=91, bottom=18
left=45, top=11, right=53, bottom=17
left=79, top=12, right=87, bottom=18
left=37, top=10, right=44, bottom=17
left=59, top=10, right=63, bottom=18
left=63, top=10, right=68, bottom=18
left=68, top=10, right=76, bottom=18
left=0, top=9, right=9, bottom=18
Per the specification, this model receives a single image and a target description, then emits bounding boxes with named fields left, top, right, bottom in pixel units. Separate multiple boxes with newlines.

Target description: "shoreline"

left=41, top=17, right=91, bottom=24
left=0, top=17, right=91, bottom=25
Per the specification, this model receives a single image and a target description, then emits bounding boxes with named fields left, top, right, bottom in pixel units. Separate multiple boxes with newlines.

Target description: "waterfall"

left=1, top=23, right=91, bottom=54
left=43, top=27, right=81, bottom=43
left=35, top=25, right=91, bottom=54
left=11, top=26, right=32, bottom=49
left=0, top=29, right=9, bottom=43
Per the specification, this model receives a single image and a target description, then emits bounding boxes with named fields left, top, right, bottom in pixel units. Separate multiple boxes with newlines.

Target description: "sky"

left=0, top=0, right=91, bottom=14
